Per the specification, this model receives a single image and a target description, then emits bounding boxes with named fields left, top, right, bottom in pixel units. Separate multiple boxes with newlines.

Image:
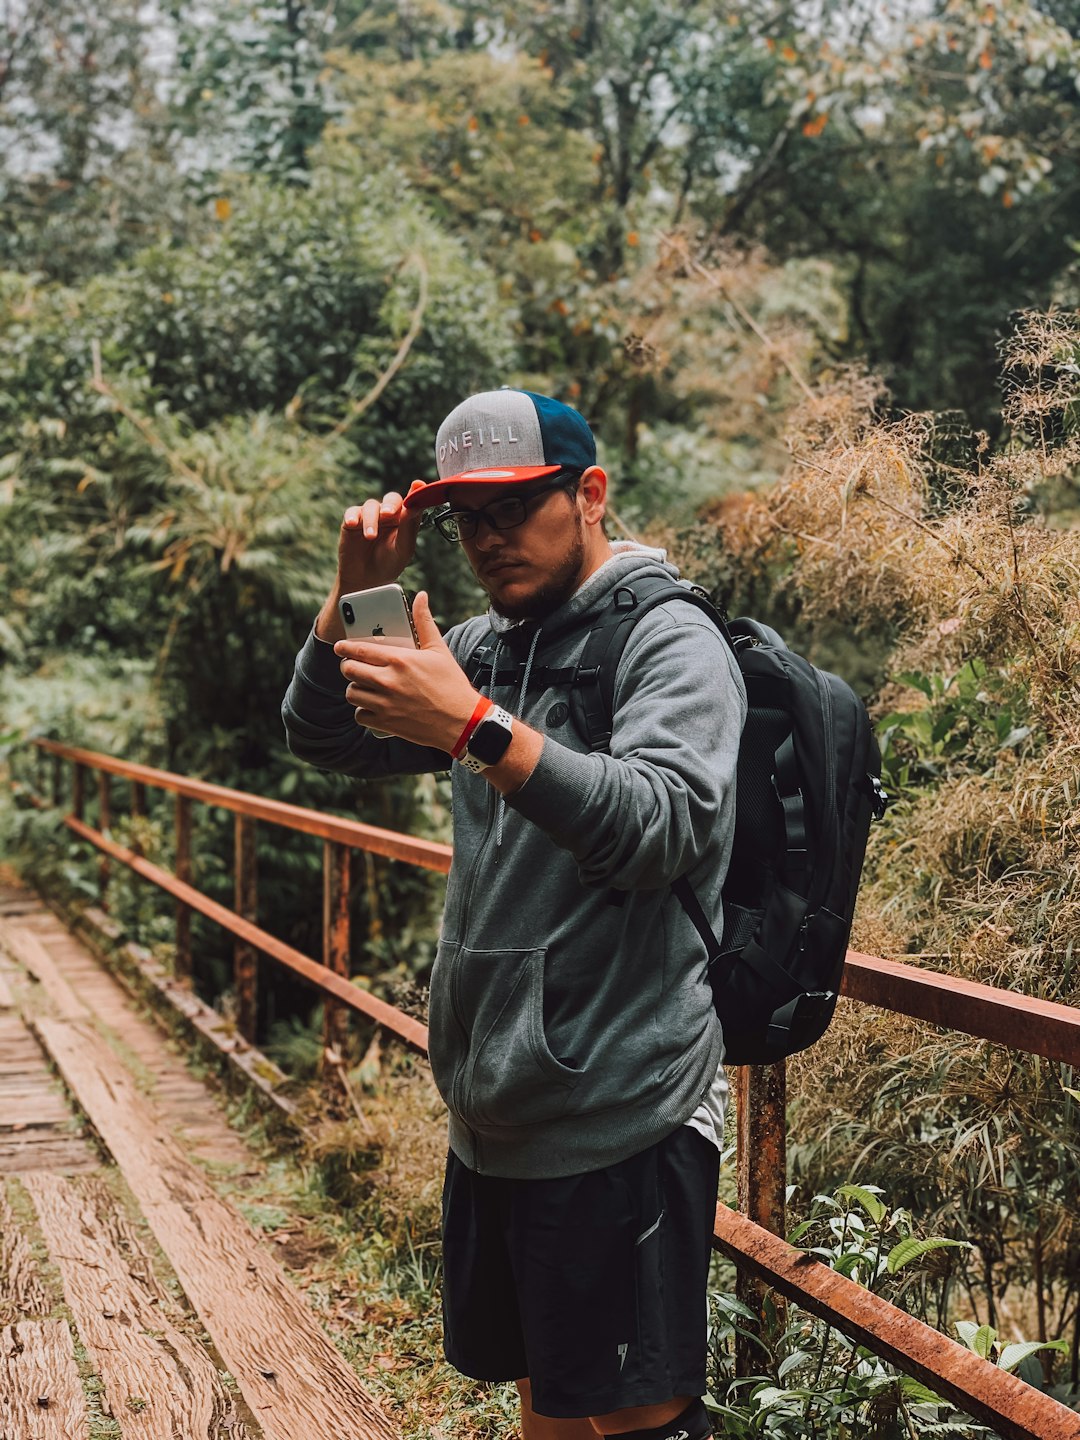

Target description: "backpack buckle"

left=613, top=586, right=637, bottom=612
left=868, top=776, right=889, bottom=821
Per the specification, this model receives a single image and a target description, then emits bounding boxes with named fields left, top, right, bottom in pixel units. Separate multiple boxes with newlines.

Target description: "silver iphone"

left=338, top=583, right=419, bottom=647
left=338, top=584, right=419, bottom=738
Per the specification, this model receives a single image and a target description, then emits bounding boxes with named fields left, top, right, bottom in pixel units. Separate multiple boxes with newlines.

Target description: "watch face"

left=468, top=714, right=513, bottom=765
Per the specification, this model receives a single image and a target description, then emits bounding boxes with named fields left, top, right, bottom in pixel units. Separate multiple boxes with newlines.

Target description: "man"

left=282, top=389, right=745, bottom=1440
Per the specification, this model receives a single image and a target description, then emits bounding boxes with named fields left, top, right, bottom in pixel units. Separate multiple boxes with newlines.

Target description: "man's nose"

left=471, top=520, right=506, bottom=550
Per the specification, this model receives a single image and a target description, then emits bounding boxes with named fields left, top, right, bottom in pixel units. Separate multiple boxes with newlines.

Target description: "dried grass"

left=299, top=1055, right=446, bottom=1248
left=710, top=315, right=1080, bottom=737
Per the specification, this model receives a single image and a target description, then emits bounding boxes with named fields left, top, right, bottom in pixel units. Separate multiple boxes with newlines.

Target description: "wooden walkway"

left=0, top=877, right=399, bottom=1440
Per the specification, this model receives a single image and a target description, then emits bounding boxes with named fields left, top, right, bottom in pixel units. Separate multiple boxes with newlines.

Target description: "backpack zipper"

left=813, top=668, right=839, bottom=905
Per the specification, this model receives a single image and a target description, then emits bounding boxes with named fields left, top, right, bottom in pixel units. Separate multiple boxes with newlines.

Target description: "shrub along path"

left=0, top=876, right=400, bottom=1440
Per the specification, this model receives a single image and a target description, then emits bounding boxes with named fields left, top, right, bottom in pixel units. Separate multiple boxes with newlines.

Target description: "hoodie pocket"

left=451, top=945, right=581, bottom=1129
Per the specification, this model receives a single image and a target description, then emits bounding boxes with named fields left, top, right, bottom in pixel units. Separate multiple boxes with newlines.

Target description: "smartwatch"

left=460, top=706, right=514, bottom=773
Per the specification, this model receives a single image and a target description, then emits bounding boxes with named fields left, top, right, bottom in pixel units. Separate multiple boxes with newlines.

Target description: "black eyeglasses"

left=427, top=471, right=581, bottom=544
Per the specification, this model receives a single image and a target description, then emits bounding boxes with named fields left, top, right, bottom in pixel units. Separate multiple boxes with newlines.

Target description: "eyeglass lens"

left=434, top=474, right=574, bottom=543
left=438, top=496, right=526, bottom=542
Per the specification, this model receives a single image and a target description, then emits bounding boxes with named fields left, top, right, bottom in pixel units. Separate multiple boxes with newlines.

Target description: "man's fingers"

left=335, top=649, right=397, bottom=678
left=346, top=681, right=381, bottom=706
left=360, top=497, right=384, bottom=539
left=342, top=491, right=415, bottom=542
left=411, top=591, right=445, bottom=649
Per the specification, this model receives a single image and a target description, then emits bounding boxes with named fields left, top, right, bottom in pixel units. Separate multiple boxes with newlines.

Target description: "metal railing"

left=13, top=738, right=1080, bottom=1440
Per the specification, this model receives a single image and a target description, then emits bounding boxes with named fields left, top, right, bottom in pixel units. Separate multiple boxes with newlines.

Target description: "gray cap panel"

left=435, top=390, right=546, bottom=479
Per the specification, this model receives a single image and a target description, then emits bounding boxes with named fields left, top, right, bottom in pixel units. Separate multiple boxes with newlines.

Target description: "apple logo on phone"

left=371, top=623, right=385, bottom=636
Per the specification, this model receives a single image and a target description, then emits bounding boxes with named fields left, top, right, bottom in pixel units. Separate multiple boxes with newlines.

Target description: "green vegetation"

left=2, top=1, right=1079, bottom=1433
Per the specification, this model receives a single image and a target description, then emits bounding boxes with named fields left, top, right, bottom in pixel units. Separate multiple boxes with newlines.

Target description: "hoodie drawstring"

left=491, top=626, right=542, bottom=858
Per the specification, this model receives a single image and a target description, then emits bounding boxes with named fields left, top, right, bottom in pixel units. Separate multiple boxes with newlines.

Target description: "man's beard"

left=486, top=517, right=587, bottom=622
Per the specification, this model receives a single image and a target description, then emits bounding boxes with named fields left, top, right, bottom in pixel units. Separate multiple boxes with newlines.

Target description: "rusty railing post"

left=72, top=762, right=86, bottom=821
left=51, top=753, right=62, bottom=807
left=234, top=814, right=258, bottom=1042
left=321, top=841, right=352, bottom=1081
left=36, top=744, right=46, bottom=797
left=735, top=1060, right=787, bottom=1376
left=97, top=770, right=111, bottom=903
left=131, top=780, right=147, bottom=855
left=174, top=794, right=192, bottom=981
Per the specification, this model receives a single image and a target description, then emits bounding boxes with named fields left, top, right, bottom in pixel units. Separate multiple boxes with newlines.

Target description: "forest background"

left=1, top=1, right=1079, bottom=1434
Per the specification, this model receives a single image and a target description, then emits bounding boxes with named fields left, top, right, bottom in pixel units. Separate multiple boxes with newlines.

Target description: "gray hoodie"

left=281, top=543, right=746, bottom=1178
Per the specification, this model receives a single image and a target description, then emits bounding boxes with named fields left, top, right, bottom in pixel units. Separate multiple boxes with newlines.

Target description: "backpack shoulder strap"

left=578, top=579, right=734, bottom=959
left=573, top=579, right=734, bottom=752
left=464, top=633, right=497, bottom=688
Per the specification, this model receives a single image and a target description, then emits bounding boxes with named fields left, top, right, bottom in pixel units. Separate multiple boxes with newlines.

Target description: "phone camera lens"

left=341, top=602, right=355, bottom=624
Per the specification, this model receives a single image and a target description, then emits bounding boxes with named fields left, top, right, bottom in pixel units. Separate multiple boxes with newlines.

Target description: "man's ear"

left=579, top=466, right=608, bottom=527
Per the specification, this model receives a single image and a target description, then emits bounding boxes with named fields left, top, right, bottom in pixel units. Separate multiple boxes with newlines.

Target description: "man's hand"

left=315, top=481, right=427, bottom=643
left=334, top=592, right=479, bottom=751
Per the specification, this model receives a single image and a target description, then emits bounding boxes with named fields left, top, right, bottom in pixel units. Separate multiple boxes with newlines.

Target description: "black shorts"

left=440, top=1125, right=720, bottom=1419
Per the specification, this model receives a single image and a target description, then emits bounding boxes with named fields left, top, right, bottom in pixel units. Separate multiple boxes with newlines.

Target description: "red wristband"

left=451, top=697, right=493, bottom=760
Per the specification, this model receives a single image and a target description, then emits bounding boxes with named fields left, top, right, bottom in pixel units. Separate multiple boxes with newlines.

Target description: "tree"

left=499, top=2, right=789, bottom=271
left=0, top=0, right=185, bottom=281
left=0, top=168, right=513, bottom=758
left=707, top=0, right=1080, bottom=427
left=166, top=0, right=339, bottom=185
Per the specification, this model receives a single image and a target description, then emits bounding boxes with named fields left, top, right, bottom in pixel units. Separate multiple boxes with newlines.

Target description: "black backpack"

left=467, top=576, right=887, bottom=1065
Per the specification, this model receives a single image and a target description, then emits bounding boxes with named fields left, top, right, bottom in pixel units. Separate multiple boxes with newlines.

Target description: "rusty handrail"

left=842, top=949, right=1080, bottom=1066
left=14, top=737, right=1080, bottom=1439
left=28, top=740, right=1080, bottom=1063
left=64, top=813, right=429, bottom=1054
left=33, top=738, right=452, bottom=874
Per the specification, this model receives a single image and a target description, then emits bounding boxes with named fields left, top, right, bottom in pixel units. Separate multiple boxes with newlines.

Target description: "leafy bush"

left=877, top=660, right=1036, bottom=794
left=708, top=1184, right=1068, bottom=1439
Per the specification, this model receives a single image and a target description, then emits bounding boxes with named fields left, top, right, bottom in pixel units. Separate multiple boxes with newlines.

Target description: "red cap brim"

left=403, top=465, right=562, bottom=511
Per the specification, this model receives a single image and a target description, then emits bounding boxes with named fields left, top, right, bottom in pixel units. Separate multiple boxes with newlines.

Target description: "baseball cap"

left=403, top=388, right=596, bottom=511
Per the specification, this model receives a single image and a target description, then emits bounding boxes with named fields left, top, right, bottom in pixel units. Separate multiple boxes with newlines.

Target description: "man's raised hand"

left=338, top=479, right=427, bottom=592
left=316, top=480, right=427, bottom=641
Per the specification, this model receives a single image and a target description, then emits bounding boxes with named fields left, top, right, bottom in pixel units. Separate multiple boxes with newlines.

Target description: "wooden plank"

left=24, top=1172, right=254, bottom=1440
left=175, top=793, right=193, bottom=979
left=0, top=1186, right=52, bottom=1324
left=96, top=772, right=111, bottom=902
left=0, top=1077, right=69, bottom=1098
left=734, top=1061, right=787, bottom=1375
left=0, top=1014, right=99, bottom=1175
left=0, top=928, right=87, bottom=1021
left=34, top=1017, right=398, bottom=1440
left=0, top=1137, right=100, bottom=1175
left=9, top=915, right=261, bottom=1172
left=322, top=841, right=352, bottom=1062
left=0, top=1318, right=87, bottom=1439
left=234, top=815, right=258, bottom=1043
left=0, top=1102, right=72, bottom=1129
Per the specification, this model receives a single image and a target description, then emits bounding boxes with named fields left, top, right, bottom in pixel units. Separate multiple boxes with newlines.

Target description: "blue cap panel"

left=521, top=390, right=597, bottom=472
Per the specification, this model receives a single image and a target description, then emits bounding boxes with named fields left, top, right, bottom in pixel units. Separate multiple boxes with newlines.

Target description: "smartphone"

left=338, top=583, right=419, bottom=648
left=338, top=584, right=419, bottom=738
